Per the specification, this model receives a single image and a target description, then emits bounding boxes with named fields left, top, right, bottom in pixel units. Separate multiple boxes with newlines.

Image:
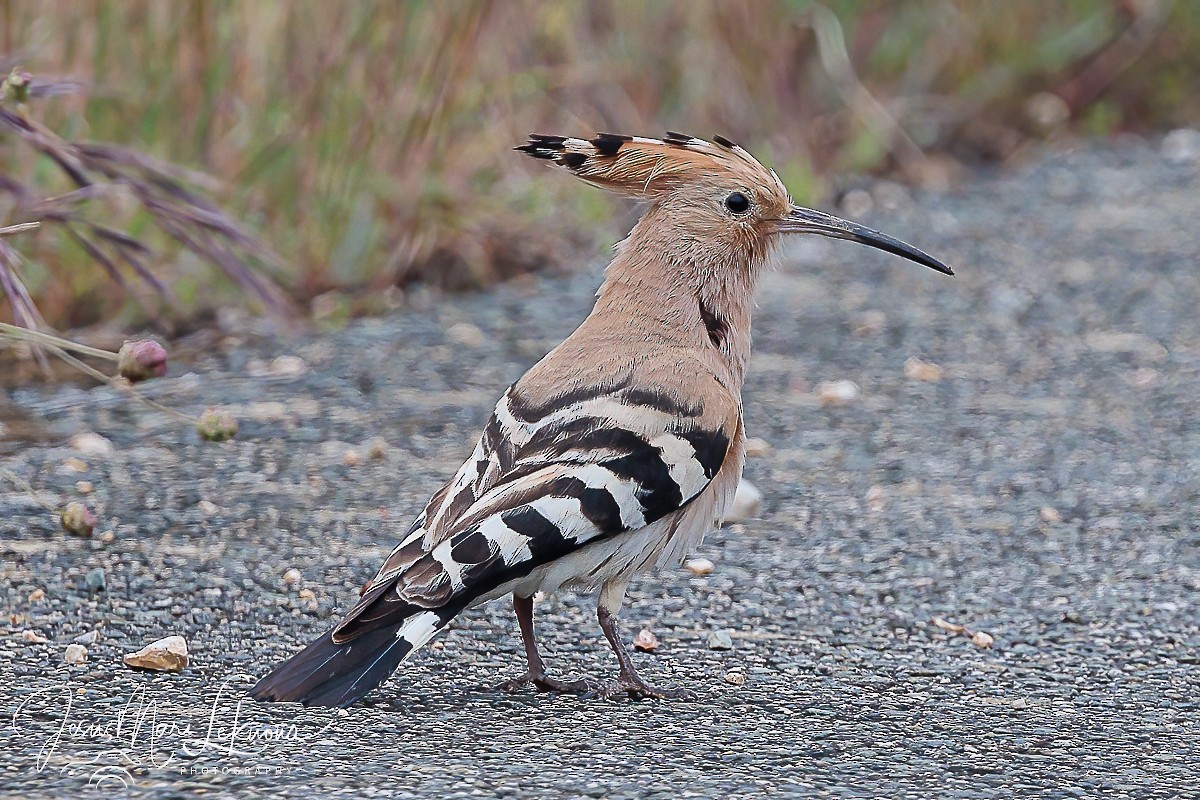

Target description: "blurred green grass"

left=2, top=0, right=1198, bottom=329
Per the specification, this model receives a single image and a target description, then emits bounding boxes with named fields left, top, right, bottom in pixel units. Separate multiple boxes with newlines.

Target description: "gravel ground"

left=2, top=138, right=1199, bottom=799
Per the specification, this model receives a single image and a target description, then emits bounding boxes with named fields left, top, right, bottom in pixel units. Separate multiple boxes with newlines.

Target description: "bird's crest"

left=516, top=131, right=785, bottom=200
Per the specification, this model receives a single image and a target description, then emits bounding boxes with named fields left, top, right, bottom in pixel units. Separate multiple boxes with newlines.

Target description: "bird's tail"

left=250, top=609, right=452, bottom=708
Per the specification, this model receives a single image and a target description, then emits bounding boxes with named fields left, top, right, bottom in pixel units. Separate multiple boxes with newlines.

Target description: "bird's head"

left=516, top=132, right=952, bottom=277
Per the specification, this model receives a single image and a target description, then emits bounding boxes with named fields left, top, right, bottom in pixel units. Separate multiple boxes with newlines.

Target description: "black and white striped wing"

left=334, top=384, right=734, bottom=641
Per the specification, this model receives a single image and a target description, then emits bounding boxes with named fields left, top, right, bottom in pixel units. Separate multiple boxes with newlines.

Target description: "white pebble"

left=971, top=631, right=995, bottom=649
left=123, top=635, right=189, bottom=672
left=1162, top=128, right=1200, bottom=164
left=904, top=357, right=943, bottom=382
left=707, top=630, right=734, bottom=651
left=270, top=355, right=308, bottom=377
left=817, top=380, right=860, bottom=406
left=725, top=480, right=762, bottom=523
left=743, top=437, right=772, bottom=458
left=446, top=322, right=486, bottom=348
left=70, top=432, right=113, bottom=456
left=632, top=629, right=659, bottom=652
left=64, top=644, right=87, bottom=665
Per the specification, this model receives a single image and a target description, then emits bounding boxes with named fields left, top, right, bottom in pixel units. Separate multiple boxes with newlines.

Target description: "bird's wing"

left=334, top=362, right=739, bottom=643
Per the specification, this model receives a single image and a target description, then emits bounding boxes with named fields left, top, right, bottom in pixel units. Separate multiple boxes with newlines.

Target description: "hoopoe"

left=251, top=132, right=952, bottom=707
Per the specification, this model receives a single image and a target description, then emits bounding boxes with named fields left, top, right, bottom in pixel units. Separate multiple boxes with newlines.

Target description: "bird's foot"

left=582, top=673, right=696, bottom=701
left=497, top=671, right=601, bottom=695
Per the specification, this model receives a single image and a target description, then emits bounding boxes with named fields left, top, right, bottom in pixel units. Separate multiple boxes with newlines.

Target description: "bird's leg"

left=497, top=594, right=598, bottom=695
left=589, top=580, right=694, bottom=700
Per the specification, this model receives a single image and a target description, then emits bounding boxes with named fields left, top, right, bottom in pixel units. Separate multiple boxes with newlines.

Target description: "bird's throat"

left=592, top=242, right=757, bottom=390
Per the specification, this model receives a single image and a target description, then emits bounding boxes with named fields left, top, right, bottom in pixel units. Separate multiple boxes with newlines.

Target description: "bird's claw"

left=497, top=671, right=601, bottom=695
left=581, top=675, right=695, bottom=701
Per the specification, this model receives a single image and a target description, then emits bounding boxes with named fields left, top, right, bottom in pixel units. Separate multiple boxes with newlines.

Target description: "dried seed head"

left=117, top=339, right=168, bottom=382
left=60, top=501, right=96, bottom=536
left=196, top=408, right=238, bottom=442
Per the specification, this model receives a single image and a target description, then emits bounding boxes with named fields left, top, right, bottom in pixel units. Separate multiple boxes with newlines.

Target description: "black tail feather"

left=250, top=626, right=412, bottom=708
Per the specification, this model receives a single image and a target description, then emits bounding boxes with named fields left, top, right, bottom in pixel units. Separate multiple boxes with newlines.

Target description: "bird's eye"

left=724, top=192, right=751, bottom=214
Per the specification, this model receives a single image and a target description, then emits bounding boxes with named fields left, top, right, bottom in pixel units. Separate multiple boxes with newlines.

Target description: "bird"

left=251, top=131, right=953, bottom=708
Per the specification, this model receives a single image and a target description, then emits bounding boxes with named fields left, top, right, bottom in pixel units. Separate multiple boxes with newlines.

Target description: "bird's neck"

left=589, top=217, right=763, bottom=390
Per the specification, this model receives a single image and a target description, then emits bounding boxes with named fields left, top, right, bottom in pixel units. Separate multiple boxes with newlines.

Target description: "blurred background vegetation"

left=1, top=0, right=1198, bottom=334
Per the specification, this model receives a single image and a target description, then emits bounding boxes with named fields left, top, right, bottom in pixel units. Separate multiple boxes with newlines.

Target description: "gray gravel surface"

left=2, top=139, right=1199, bottom=798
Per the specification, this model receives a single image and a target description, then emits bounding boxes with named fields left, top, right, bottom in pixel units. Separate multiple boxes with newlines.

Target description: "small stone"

left=99, top=530, right=115, bottom=545
left=817, top=379, right=860, bottom=406
left=196, top=408, right=238, bottom=442
left=298, top=588, right=316, bottom=601
left=1024, top=91, right=1070, bottom=130
left=707, top=630, right=734, bottom=650
left=64, top=644, right=87, bottom=665
left=1126, top=368, right=1159, bottom=388
left=446, top=322, right=486, bottom=348
left=840, top=188, right=873, bottom=217
left=853, top=310, right=887, bottom=337
left=1039, top=506, right=1062, bottom=523
left=633, top=629, right=659, bottom=652
left=270, top=355, right=308, bottom=378
left=684, top=558, right=715, bottom=576
left=282, top=568, right=303, bottom=586
left=872, top=180, right=910, bottom=211
left=21, top=630, right=48, bottom=644
left=28, top=588, right=45, bottom=602
left=70, top=432, right=113, bottom=456
left=342, top=449, right=362, bottom=467
left=726, top=479, right=762, bottom=522
left=84, top=567, right=106, bottom=592
left=724, top=670, right=746, bottom=686
left=123, top=635, right=189, bottom=672
left=932, top=617, right=965, bottom=634
left=743, top=437, right=772, bottom=457
left=60, top=502, right=96, bottom=536
left=1162, top=128, right=1200, bottom=164
left=197, top=500, right=219, bottom=517
left=366, top=437, right=389, bottom=460
left=75, top=480, right=93, bottom=494
left=971, top=631, right=995, bottom=649
left=74, top=629, right=99, bottom=645
left=904, top=357, right=944, bottom=382
left=1085, top=331, right=1167, bottom=361
left=117, top=339, right=168, bottom=382
left=61, top=457, right=88, bottom=473
left=865, top=484, right=886, bottom=512
left=1011, top=697, right=1030, bottom=710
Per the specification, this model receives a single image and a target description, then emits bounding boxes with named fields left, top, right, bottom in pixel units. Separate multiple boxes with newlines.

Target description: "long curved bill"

left=779, top=205, right=953, bottom=276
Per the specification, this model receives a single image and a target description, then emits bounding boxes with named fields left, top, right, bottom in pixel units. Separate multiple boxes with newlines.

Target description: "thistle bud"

left=60, top=502, right=96, bottom=536
left=117, top=339, right=168, bottom=382
left=196, top=408, right=238, bottom=442
left=4, top=69, right=31, bottom=105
